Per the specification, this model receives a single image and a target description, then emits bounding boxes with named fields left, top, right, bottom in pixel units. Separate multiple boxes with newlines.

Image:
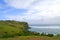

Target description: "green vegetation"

left=0, top=20, right=60, bottom=40
left=0, top=20, right=41, bottom=38
left=40, top=32, right=54, bottom=37
left=0, top=36, right=60, bottom=40
left=0, top=20, right=30, bottom=38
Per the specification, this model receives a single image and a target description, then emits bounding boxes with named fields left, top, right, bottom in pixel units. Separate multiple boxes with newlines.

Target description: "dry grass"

left=0, top=36, right=60, bottom=40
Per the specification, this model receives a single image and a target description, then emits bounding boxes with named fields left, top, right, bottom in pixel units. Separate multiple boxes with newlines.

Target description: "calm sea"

left=29, top=26, right=60, bottom=34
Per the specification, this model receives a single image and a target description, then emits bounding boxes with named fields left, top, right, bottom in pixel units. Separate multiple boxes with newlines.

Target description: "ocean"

left=29, top=26, right=60, bottom=34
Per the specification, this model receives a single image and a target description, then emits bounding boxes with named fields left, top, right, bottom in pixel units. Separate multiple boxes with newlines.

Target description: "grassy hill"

left=0, top=20, right=60, bottom=40
left=0, top=20, right=40, bottom=38
left=0, top=20, right=29, bottom=38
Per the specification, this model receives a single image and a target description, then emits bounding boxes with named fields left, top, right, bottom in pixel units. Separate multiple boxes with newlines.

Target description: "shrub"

left=47, top=34, right=54, bottom=37
left=41, top=32, right=46, bottom=36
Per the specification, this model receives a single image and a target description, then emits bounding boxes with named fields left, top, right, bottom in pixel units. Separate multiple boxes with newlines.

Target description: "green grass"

left=0, top=20, right=60, bottom=40
left=0, top=36, right=60, bottom=40
left=0, top=20, right=29, bottom=37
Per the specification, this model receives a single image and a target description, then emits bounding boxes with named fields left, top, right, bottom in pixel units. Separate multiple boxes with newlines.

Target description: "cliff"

left=0, top=20, right=29, bottom=38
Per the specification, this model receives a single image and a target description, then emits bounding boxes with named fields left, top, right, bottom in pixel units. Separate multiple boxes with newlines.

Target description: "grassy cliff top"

left=0, top=20, right=29, bottom=38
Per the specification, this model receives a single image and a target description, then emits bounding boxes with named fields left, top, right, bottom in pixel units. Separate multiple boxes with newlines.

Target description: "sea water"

left=29, top=26, right=60, bottom=34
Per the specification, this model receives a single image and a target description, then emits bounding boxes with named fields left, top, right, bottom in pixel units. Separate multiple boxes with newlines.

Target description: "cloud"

left=5, top=0, right=35, bottom=9
left=4, top=0, right=60, bottom=24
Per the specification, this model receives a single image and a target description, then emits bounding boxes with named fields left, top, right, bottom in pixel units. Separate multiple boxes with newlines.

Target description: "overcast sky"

left=0, top=0, right=60, bottom=25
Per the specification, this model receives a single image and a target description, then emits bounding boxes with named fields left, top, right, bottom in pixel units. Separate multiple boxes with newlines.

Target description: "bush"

left=47, top=34, right=54, bottom=37
left=41, top=32, right=46, bottom=36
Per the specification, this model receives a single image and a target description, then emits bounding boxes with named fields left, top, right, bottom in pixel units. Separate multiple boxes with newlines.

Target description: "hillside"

left=0, top=36, right=60, bottom=40
left=0, top=20, right=29, bottom=38
left=0, top=20, right=56, bottom=40
left=0, top=20, right=60, bottom=40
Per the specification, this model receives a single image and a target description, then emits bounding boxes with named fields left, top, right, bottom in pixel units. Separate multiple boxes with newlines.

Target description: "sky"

left=0, top=0, right=60, bottom=25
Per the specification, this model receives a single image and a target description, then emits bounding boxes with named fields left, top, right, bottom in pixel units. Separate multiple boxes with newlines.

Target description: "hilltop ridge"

left=0, top=20, right=29, bottom=38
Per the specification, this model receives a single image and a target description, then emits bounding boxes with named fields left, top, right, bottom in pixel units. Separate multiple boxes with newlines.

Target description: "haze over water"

left=29, top=26, right=60, bottom=34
